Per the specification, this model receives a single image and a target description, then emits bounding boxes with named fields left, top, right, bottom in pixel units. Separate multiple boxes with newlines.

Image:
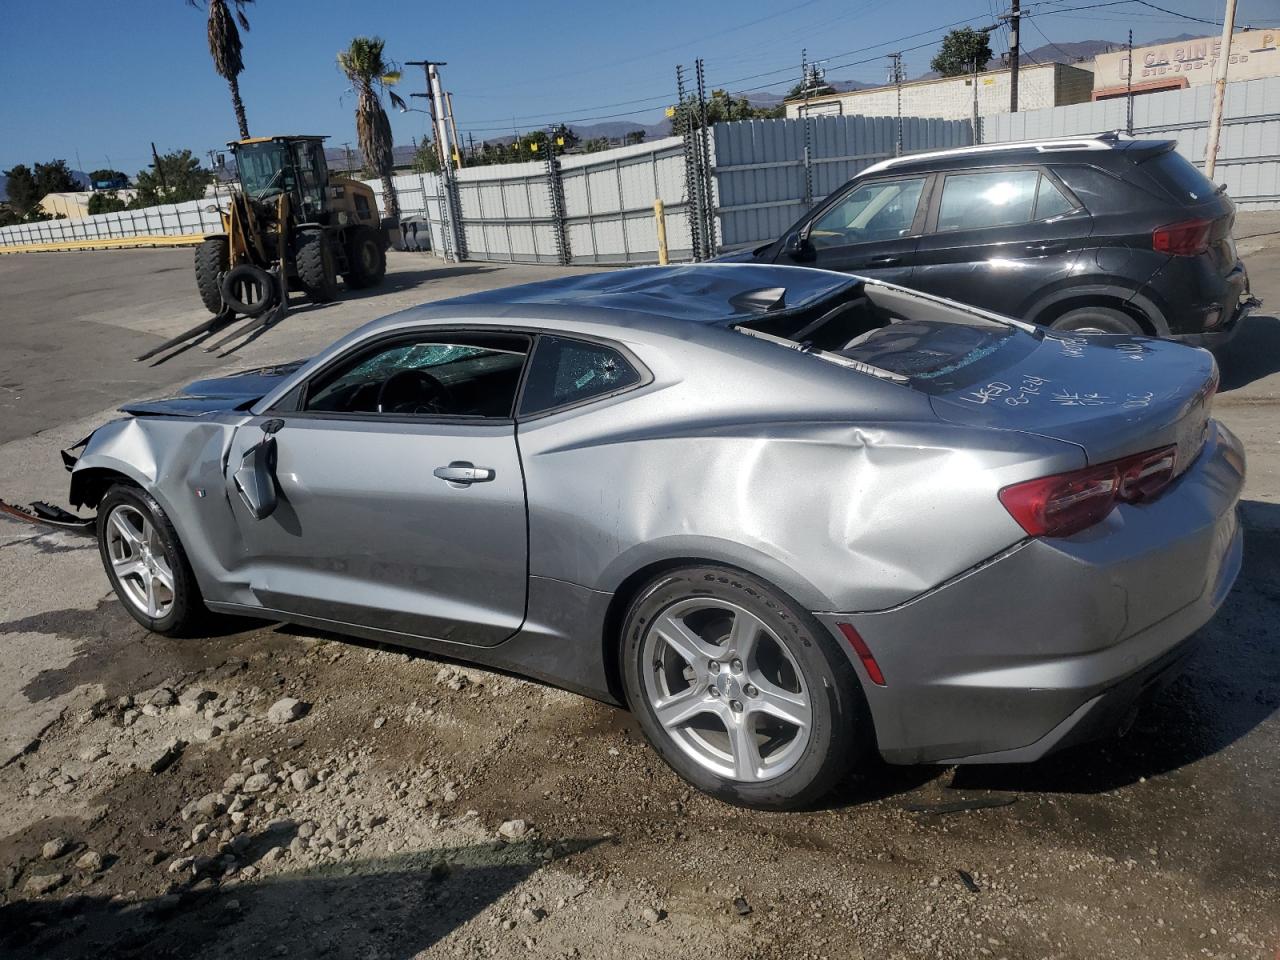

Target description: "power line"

left=1126, top=0, right=1223, bottom=25
left=1024, top=15, right=1077, bottom=62
left=457, top=0, right=1169, bottom=138
left=461, top=12, right=996, bottom=131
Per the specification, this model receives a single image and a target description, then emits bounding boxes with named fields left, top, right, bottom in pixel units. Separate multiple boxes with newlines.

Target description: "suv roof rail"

left=859, top=136, right=1122, bottom=178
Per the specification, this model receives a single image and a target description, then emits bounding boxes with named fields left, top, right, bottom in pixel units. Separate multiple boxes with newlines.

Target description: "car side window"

left=519, top=336, right=641, bottom=416
left=936, top=170, right=1040, bottom=232
left=304, top=333, right=530, bottom=418
left=808, top=177, right=926, bottom=248
left=1034, top=174, right=1076, bottom=219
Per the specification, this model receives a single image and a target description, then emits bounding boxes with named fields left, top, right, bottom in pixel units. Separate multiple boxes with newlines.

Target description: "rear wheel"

left=194, top=236, right=229, bottom=314
left=97, top=484, right=208, bottom=636
left=1049, top=305, right=1145, bottom=335
left=342, top=226, right=387, bottom=289
left=296, top=232, right=339, bottom=303
left=621, top=565, right=868, bottom=809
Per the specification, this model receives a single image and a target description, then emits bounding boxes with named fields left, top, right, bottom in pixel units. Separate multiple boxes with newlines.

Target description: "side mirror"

left=785, top=232, right=815, bottom=262
left=233, top=429, right=280, bottom=520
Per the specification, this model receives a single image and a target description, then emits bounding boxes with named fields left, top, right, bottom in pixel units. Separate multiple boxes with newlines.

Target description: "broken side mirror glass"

left=233, top=428, right=280, bottom=520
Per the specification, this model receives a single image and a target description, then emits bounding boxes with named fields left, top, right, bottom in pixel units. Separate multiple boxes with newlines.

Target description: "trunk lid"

left=916, top=329, right=1217, bottom=467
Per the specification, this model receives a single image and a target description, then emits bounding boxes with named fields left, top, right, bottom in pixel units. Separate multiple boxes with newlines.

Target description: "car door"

left=786, top=174, right=931, bottom=284
left=908, top=165, right=1093, bottom=317
left=224, top=330, right=531, bottom=647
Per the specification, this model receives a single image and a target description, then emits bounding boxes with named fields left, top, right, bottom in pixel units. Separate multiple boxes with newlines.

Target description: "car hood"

left=120, top=360, right=308, bottom=417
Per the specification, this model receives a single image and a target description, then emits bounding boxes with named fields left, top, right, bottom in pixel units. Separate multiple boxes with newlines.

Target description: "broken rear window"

left=733, top=282, right=1020, bottom=388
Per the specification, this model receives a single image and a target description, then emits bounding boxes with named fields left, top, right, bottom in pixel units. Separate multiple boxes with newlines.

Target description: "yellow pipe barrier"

left=0, top=233, right=207, bottom=255
left=654, top=199, right=669, bottom=266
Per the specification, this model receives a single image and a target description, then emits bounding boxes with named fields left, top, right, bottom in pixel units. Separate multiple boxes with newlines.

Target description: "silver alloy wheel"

left=105, top=504, right=176, bottom=620
left=640, top=597, right=812, bottom=783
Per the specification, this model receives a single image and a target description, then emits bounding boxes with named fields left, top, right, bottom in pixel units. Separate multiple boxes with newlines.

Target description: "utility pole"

left=341, top=141, right=354, bottom=176
left=1205, top=0, right=1238, bottom=181
left=445, top=92, right=464, bottom=168
left=1004, top=0, right=1021, bottom=113
left=150, top=142, right=169, bottom=195
left=1126, top=29, right=1134, bottom=135
left=887, top=53, right=904, bottom=155
left=407, top=60, right=454, bottom=172
left=971, top=57, right=981, bottom=144
left=406, top=58, right=460, bottom=260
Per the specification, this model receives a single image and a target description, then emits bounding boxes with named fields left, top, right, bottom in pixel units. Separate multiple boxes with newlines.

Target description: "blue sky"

left=1, top=0, right=1275, bottom=175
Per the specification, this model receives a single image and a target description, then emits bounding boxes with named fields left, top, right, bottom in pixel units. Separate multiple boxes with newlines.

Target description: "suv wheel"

left=1050, top=306, right=1144, bottom=335
left=621, top=565, right=868, bottom=810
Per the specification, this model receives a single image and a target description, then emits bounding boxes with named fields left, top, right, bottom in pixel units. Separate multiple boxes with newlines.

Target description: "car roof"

left=429, top=264, right=859, bottom=327
left=856, top=135, right=1173, bottom=178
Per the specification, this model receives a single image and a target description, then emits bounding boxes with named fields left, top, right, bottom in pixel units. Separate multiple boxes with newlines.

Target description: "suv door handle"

left=1025, top=242, right=1065, bottom=254
left=433, top=462, right=495, bottom=486
left=867, top=255, right=901, bottom=266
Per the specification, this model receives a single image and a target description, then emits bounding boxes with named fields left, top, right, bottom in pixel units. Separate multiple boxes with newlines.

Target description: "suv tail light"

left=1152, top=218, right=1212, bottom=256
left=999, top=445, right=1178, bottom=538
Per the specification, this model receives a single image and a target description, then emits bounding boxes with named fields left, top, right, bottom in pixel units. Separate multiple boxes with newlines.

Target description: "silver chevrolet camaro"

left=66, top=265, right=1243, bottom=808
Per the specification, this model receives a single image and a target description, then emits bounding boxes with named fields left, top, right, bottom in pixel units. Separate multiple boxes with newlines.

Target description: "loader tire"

left=297, top=232, right=339, bottom=304
left=194, top=236, right=230, bottom=314
left=342, top=226, right=387, bottom=289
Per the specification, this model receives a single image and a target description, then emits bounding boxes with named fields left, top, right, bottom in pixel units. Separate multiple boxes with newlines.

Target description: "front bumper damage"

left=0, top=435, right=96, bottom=533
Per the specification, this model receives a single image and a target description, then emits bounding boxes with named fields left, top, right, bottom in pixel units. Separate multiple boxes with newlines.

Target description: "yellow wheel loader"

left=194, top=135, right=390, bottom=319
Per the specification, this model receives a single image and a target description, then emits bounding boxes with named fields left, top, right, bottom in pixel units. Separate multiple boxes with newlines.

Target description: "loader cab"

left=232, top=136, right=330, bottom=222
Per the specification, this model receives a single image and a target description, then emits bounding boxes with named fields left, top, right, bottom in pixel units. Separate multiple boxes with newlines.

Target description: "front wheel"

left=296, top=232, right=339, bottom=303
left=97, top=484, right=208, bottom=636
left=621, top=565, right=869, bottom=809
left=193, top=236, right=229, bottom=314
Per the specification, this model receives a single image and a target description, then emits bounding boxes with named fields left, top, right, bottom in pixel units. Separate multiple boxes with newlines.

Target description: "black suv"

left=723, top=136, right=1257, bottom=347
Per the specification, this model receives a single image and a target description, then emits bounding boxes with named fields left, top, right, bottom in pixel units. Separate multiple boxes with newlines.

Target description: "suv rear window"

left=1141, top=151, right=1217, bottom=203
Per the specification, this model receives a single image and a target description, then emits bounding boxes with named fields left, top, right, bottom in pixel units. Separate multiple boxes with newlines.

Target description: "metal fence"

left=712, top=115, right=974, bottom=250
left=5, top=75, right=1277, bottom=254
left=559, top=137, right=694, bottom=264
left=983, top=75, right=1280, bottom=210
left=0, top=196, right=223, bottom=247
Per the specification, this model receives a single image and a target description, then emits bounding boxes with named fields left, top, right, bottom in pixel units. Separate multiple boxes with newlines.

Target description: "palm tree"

left=338, top=36, right=406, bottom=223
left=190, top=0, right=253, bottom=140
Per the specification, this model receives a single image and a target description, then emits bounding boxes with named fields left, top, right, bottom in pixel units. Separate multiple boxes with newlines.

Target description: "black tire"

left=620, top=565, right=869, bottom=810
left=296, top=232, right=339, bottom=303
left=97, top=484, right=209, bottom=637
left=342, top=226, right=387, bottom=289
left=1049, top=305, right=1145, bottom=335
left=219, top=263, right=276, bottom=317
left=194, top=236, right=229, bottom=315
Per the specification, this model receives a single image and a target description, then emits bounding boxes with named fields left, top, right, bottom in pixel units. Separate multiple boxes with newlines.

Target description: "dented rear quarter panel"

left=513, top=319, right=1085, bottom=612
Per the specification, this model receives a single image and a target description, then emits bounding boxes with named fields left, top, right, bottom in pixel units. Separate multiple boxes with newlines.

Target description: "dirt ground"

left=0, top=231, right=1278, bottom=960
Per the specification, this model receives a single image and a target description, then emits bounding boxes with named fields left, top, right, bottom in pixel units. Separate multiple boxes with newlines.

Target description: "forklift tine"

left=134, top=308, right=234, bottom=362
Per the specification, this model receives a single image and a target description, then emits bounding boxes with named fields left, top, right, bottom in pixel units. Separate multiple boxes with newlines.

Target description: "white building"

left=785, top=62, right=1094, bottom=122
left=1093, top=29, right=1280, bottom=99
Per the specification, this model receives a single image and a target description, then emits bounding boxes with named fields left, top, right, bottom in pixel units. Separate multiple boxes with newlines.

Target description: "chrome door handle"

left=433, top=461, right=495, bottom=486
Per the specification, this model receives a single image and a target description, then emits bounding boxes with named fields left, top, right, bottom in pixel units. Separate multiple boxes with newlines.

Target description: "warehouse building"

left=785, top=62, right=1094, bottom=122
left=1093, top=28, right=1280, bottom=99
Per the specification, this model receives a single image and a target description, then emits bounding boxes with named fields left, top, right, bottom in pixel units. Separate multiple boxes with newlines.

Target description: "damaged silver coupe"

left=61, top=265, right=1243, bottom=808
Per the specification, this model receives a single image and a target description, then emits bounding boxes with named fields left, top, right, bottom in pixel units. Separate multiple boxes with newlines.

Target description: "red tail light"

left=1152, top=218, right=1211, bottom=256
left=999, top=445, right=1178, bottom=538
